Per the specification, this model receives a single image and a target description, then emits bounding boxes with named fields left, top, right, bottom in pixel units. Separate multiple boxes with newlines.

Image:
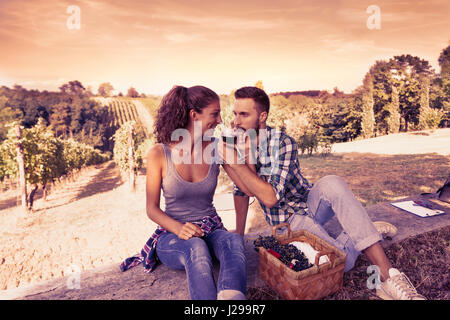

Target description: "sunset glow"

left=0, top=0, right=449, bottom=95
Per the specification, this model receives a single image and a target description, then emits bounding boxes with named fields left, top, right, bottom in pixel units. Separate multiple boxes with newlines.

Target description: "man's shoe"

left=376, top=268, right=427, bottom=300
left=373, top=221, right=398, bottom=237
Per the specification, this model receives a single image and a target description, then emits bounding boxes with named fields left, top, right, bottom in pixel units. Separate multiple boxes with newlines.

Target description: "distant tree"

left=417, top=77, right=431, bottom=130
left=127, top=87, right=139, bottom=98
left=317, top=95, right=360, bottom=143
left=59, top=80, right=86, bottom=96
left=267, top=95, right=290, bottom=130
left=255, top=80, right=264, bottom=90
left=332, top=87, right=345, bottom=98
left=286, top=94, right=316, bottom=114
left=418, top=76, right=445, bottom=129
left=439, top=45, right=450, bottom=96
left=366, top=60, right=393, bottom=134
left=49, top=103, right=72, bottom=139
left=98, top=82, right=114, bottom=97
left=360, top=75, right=375, bottom=138
left=366, top=55, right=435, bottom=132
left=345, top=92, right=363, bottom=140
left=438, top=45, right=450, bottom=126
left=391, top=54, right=434, bottom=131
left=139, top=93, right=147, bottom=98
left=385, top=85, right=401, bottom=134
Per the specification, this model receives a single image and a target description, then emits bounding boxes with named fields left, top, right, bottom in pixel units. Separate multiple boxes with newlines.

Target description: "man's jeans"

left=288, top=175, right=382, bottom=272
left=156, top=229, right=247, bottom=300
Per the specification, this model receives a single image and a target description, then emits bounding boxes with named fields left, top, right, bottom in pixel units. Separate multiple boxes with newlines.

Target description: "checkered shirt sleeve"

left=266, top=135, right=297, bottom=202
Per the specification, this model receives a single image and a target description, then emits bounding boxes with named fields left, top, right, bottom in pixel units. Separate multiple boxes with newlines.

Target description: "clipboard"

left=391, top=200, right=445, bottom=217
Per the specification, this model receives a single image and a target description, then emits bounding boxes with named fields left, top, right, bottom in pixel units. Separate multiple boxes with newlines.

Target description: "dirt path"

left=0, top=161, right=156, bottom=290
left=132, top=100, right=154, bottom=136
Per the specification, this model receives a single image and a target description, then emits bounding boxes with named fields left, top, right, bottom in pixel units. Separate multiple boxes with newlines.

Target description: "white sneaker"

left=376, top=268, right=427, bottom=300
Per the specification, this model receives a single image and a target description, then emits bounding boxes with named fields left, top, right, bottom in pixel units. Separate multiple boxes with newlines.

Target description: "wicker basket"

left=257, top=223, right=346, bottom=300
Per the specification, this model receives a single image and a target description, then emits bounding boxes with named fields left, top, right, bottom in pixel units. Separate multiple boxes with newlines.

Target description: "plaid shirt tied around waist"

left=120, top=214, right=226, bottom=273
left=233, top=126, right=313, bottom=226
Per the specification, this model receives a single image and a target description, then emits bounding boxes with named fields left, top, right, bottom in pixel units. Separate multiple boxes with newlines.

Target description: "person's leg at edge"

left=205, top=229, right=247, bottom=300
left=306, top=175, right=391, bottom=281
left=156, top=232, right=217, bottom=300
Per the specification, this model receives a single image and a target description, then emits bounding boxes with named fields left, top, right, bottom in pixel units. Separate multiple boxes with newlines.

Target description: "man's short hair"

left=235, top=86, right=270, bottom=114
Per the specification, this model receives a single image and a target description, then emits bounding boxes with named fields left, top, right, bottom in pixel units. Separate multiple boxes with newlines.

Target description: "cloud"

left=0, top=0, right=70, bottom=47
left=150, top=11, right=281, bottom=31
left=164, top=33, right=204, bottom=44
left=0, top=0, right=448, bottom=95
left=319, top=37, right=396, bottom=54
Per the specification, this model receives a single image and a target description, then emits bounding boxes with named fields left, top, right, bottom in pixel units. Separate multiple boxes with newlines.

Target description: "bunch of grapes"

left=254, top=235, right=313, bottom=272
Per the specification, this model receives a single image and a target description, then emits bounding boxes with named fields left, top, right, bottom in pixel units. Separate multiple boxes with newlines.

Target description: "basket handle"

left=272, top=222, right=291, bottom=239
left=314, top=251, right=335, bottom=268
left=272, top=224, right=337, bottom=268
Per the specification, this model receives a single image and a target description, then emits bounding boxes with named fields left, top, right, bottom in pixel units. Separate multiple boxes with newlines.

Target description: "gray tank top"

left=161, top=143, right=219, bottom=223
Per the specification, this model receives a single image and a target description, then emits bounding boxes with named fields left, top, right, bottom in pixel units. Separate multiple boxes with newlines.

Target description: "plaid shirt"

left=233, top=126, right=313, bottom=226
left=120, top=214, right=226, bottom=273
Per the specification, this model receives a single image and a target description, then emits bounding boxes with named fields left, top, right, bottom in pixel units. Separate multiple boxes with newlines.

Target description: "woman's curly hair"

left=154, top=85, right=219, bottom=144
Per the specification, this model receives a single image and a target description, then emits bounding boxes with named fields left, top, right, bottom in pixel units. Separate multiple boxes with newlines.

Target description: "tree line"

left=0, top=84, right=114, bottom=153
left=0, top=81, right=150, bottom=152
left=252, top=46, right=449, bottom=155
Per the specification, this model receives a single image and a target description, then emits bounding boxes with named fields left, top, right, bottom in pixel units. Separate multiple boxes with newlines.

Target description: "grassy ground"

left=299, top=153, right=449, bottom=207
left=245, top=151, right=449, bottom=300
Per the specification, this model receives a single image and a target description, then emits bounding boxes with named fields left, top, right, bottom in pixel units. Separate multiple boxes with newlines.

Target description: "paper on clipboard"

left=391, top=201, right=445, bottom=217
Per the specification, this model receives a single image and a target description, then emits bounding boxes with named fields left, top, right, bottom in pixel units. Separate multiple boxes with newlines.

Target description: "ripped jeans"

left=155, top=229, right=247, bottom=300
left=288, top=175, right=383, bottom=272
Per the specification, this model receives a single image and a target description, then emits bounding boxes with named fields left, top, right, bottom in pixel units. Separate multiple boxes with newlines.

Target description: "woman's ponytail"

left=154, top=85, right=219, bottom=144
left=154, top=86, right=190, bottom=144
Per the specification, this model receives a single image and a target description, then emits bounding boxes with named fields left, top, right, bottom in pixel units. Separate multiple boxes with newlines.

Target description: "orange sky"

left=0, top=0, right=449, bottom=95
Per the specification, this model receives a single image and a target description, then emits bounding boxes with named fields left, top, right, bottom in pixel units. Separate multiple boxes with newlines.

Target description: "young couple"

left=121, top=85, right=426, bottom=301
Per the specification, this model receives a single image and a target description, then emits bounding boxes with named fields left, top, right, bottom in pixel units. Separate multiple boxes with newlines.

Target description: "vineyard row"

left=104, top=99, right=149, bottom=138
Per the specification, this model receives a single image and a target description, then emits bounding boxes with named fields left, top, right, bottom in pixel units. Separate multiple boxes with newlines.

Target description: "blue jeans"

left=288, top=175, right=382, bottom=272
left=155, top=229, right=247, bottom=300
